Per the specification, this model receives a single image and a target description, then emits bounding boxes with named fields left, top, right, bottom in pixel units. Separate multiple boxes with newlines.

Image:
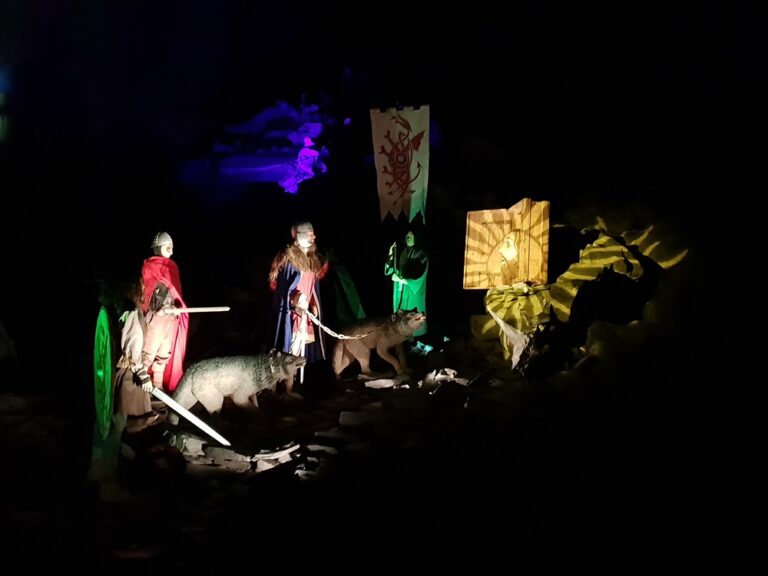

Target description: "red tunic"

left=141, top=256, right=189, bottom=391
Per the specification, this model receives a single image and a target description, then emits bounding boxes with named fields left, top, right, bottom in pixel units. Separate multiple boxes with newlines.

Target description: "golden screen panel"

left=463, top=198, right=550, bottom=289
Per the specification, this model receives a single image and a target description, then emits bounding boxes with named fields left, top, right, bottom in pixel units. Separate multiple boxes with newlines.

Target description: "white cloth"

left=120, top=309, right=146, bottom=372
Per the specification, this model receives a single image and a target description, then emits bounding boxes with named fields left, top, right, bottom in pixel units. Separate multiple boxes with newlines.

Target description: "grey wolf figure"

left=332, top=310, right=426, bottom=378
left=169, top=351, right=306, bottom=424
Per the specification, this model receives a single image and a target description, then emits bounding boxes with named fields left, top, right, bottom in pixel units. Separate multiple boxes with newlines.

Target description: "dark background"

left=1, top=0, right=746, bottom=380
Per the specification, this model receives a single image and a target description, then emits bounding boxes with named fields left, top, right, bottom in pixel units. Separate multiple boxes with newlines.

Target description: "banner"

left=370, top=106, right=429, bottom=222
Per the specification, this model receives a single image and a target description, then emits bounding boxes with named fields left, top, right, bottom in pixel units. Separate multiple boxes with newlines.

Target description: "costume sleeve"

left=121, top=310, right=144, bottom=372
left=402, top=249, right=428, bottom=279
left=384, top=257, right=396, bottom=276
left=273, top=262, right=303, bottom=353
left=406, top=262, right=428, bottom=297
left=276, top=262, right=302, bottom=311
left=402, top=249, right=428, bottom=297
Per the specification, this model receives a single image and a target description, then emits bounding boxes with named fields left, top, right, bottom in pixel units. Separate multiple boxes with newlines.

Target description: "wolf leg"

left=376, top=343, right=402, bottom=374
left=396, top=343, right=408, bottom=373
left=332, top=344, right=355, bottom=378
left=356, top=348, right=374, bottom=375
left=341, top=340, right=370, bottom=374
left=194, top=388, right=225, bottom=415
left=169, top=384, right=197, bottom=425
left=174, top=384, right=196, bottom=410
left=231, top=389, right=254, bottom=410
left=279, top=376, right=304, bottom=402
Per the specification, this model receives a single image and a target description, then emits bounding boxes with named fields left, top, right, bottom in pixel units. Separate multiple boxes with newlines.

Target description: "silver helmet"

left=151, top=231, right=173, bottom=248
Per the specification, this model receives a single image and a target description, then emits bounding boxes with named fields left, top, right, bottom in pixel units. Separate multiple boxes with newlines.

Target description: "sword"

left=150, top=388, right=231, bottom=446
left=158, top=306, right=231, bottom=316
left=298, top=310, right=307, bottom=384
left=288, top=315, right=307, bottom=384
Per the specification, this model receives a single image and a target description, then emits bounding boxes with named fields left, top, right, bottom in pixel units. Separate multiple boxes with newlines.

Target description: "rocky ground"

left=1, top=335, right=703, bottom=568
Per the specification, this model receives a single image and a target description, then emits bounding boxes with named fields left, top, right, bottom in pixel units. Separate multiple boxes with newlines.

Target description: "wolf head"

left=393, top=309, right=427, bottom=335
left=268, top=350, right=307, bottom=381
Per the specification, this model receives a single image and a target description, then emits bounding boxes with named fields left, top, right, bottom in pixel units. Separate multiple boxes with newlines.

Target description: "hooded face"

left=405, top=231, right=415, bottom=248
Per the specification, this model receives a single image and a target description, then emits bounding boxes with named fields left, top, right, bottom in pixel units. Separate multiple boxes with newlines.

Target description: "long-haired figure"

left=269, top=222, right=328, bottom=397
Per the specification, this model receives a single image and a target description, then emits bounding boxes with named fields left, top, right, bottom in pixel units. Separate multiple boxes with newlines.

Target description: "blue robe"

left=273, top=262, right=325, bottom=362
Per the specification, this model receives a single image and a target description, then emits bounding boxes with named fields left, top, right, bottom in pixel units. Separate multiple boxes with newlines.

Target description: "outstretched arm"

left=384, top=243, right=397, bottom=276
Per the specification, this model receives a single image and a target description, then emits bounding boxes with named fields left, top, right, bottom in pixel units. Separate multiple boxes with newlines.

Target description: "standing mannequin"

left=115, top=282, right=152, bottom=417
left=269, top=222, right=328, bottom=396
left=385, top=229, right=428, bottom=337
left=141, top=231, right=189, bottom=392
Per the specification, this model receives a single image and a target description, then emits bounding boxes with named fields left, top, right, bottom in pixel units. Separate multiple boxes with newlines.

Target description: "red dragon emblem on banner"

left=378, top=114, right=425, bottom=205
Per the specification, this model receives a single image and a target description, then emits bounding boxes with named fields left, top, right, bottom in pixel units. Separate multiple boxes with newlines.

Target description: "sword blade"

left=151, top=388, right=231, bottom=446
left=175, top=306, right=230, bottom=313
left=299, top=313, right=307, bottom=384
left=159, top=306, right=231, bottom=315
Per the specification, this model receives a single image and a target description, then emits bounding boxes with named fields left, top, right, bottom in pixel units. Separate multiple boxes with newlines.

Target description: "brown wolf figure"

left=169, top=351, right=306, bottom=424
left=332, top=310, right=426, bottom=378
